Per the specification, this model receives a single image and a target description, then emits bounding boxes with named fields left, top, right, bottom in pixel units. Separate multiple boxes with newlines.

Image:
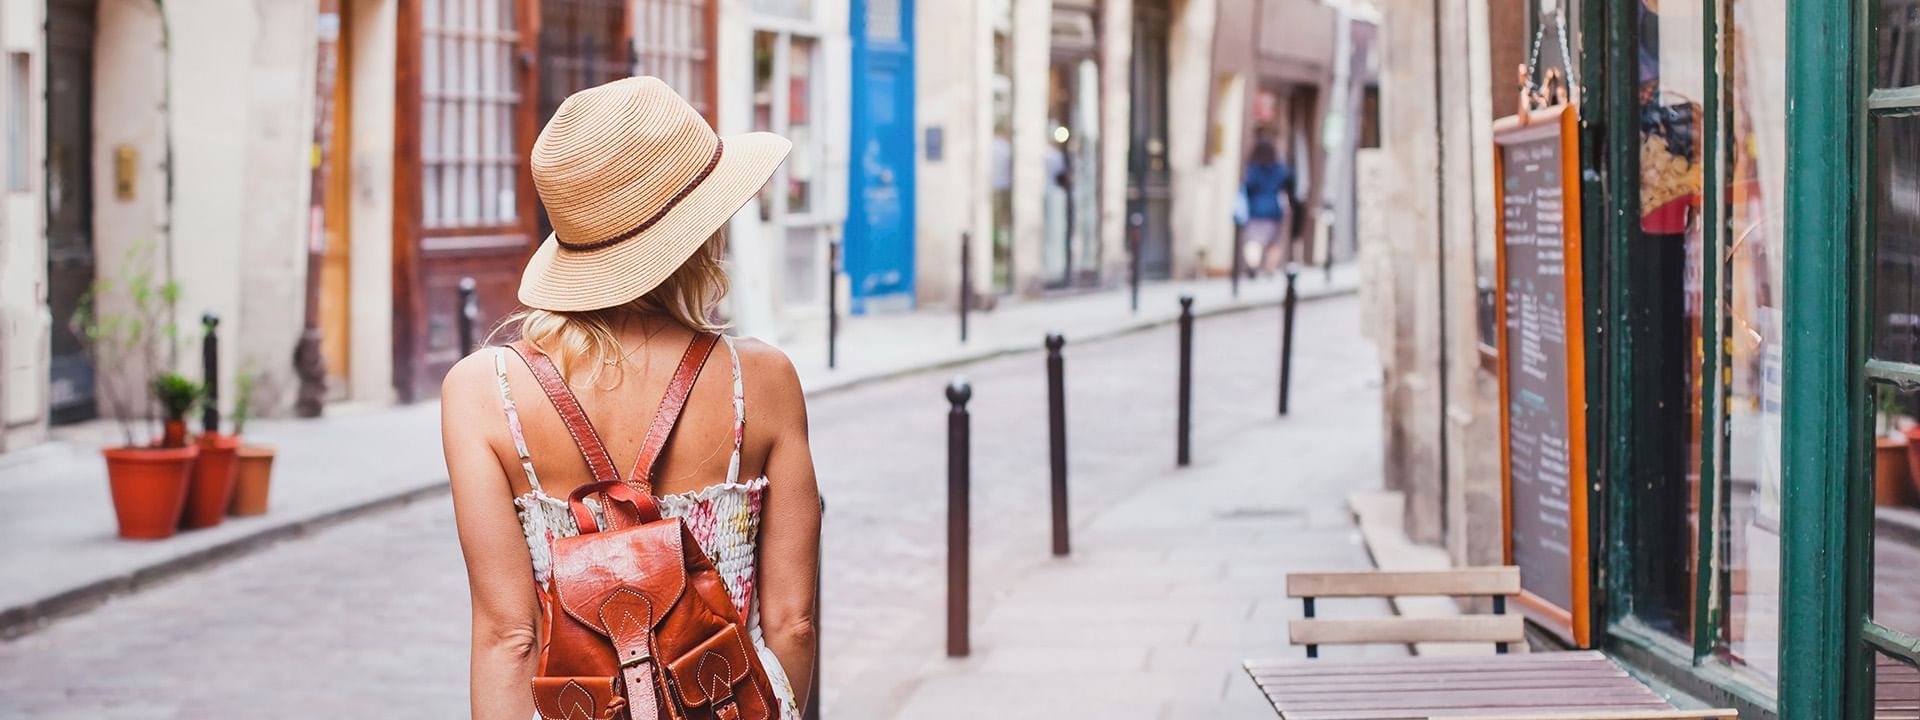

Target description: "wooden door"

left=319, top=0, right=353, bottom=395
left=46, top=0, right=97, bottom=423
left=393, top=0, right=541, bottom=401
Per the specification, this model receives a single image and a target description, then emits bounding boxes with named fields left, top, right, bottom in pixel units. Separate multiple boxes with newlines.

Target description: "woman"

left=1242, top=139, right=1297, bottom=274
left=440, top=77, right=819, bottom=720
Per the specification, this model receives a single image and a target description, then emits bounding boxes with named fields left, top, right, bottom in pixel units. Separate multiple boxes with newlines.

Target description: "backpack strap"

left=506, top=341, right=621, bottom=484
left=623, top=333, right=721, bottom=494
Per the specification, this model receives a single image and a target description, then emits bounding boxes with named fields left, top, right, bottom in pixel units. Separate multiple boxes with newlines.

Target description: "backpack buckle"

left=620, top=648, right=653, bottom=669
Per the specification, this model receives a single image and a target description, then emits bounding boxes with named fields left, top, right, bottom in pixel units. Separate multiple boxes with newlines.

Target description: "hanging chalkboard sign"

left=1493, top=103, right=1590, bottom=647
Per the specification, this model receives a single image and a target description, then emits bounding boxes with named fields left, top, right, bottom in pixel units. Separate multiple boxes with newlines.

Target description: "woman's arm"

left=443, top=354, right=541, bottom=720
left=746, top=344, right=823, bottom=708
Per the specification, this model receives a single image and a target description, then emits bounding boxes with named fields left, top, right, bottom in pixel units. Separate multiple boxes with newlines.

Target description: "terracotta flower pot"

left=1881, top=435, right=1916, bottom=507
left=182, top=433, right=242, bottom=529
left=103, top=445, right=199, bottom=540
left=1902, top=428, right=1920, bottom=508
left=160, top=419, right=189, bottom=448
left=228, top=445, right=276, bottom=517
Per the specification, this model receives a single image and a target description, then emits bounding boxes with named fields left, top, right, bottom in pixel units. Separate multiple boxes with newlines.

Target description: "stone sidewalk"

left=0, top=270, right=1356, bottom=638
left=827, top=301, right=1400, bottom=719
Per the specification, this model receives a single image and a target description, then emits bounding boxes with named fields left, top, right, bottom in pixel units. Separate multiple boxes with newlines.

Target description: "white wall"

left=913, top=0, right=979, bottom=308
left=0, top=0, right=46, bottom=449
left=86, top=0, right=315, bottom=422
left=346, top=0, right=396, bottom=405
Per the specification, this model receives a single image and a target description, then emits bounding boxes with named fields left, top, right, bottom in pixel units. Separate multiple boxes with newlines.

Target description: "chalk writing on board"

left=1502, top=128, right=1575, bottom=613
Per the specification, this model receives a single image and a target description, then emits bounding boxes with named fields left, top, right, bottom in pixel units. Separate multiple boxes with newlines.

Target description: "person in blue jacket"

left=1241, top=138, right=1297, bottom=275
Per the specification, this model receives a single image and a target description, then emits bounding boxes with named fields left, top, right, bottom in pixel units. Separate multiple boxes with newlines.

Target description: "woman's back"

left=490, top=324, right=770, bottom=500
left=442, top=76, right=815, bottom=720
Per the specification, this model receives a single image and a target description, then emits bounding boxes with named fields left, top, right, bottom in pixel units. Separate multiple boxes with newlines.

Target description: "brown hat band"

left=553, top=139, right=728, bottom=253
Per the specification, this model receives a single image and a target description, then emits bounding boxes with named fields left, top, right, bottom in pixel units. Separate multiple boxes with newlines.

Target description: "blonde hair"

left=500, top=230, right=730, bottom=386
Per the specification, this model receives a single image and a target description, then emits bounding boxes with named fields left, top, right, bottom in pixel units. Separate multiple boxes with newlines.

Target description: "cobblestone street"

left=0, top=294, right=1381, bottom=718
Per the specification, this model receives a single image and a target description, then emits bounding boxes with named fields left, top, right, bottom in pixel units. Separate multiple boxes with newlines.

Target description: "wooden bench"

left=1288, top=566, right=1524, bottom=657
left=1440, top=712, right=1737, bottom=720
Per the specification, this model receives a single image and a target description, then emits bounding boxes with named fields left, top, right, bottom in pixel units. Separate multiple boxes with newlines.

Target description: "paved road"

left=0, top=293, right=1375, bottom=718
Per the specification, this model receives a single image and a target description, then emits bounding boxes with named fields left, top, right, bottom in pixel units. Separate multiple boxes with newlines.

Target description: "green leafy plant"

left=67, top=240, right=185, bottom=447
left=1877, top=384, right=1908, bottom=438
left=232, top=369, right=257, bottom=436
left=152, top=372, right=203, bottom=422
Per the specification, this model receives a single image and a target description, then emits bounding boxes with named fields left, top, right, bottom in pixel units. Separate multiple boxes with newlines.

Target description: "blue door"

left=846, top=0, right=915, bottom=313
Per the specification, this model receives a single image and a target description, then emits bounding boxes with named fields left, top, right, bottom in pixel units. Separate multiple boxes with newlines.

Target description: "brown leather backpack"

left=514, top=334, right=778, bottom=720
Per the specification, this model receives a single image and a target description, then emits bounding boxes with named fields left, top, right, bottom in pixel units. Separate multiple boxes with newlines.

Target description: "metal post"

left=1279, top=266, right=1299, bottom=416
left=1303, top=596, right=1319, bottom=659
left=457, top=277, right=479, bottom=355
left=945, top=379, right=973, bottom=657
left=1045, top=333, right=1069, bottom=556
left=959, top=233, right=971, bottom=343
left=201, top=313, right=220, bottom=434
left=1230, top=222, right=1244, bottom=299
left=827, top=237, right=840, bottom=370
left=1177, top=295, right=1194, bottom=467
left=1129, top=212, right=1144, bottom=313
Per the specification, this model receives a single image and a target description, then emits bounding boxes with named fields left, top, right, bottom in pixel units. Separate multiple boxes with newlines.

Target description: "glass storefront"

left=1626, top=0, right=1706, bottom=643
left=1045, top=1, right=1101, bottom=289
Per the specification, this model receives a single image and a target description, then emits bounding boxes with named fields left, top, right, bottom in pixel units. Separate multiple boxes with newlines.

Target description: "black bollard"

left=1230, top=223, right=1244, bottom=299
left=1129, top=212, right=1144, bottom=313
left=1280, top=265, right=1299, bottom=416
left=1177, top=295, right=1194, bottom=467
left=457, top=277, right=479, bottom=355
left=946, top=379, right=973, bottom=657
left=827, top=237, right=840, bottom=370
left=1045, top=333, right=1069, bottom=557
left=959, top=233, right=971, bottom=343
left=201, top=313, right=220, bottom=434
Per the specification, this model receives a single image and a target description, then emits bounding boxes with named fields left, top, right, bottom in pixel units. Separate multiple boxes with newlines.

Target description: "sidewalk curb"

left=800, top=282, right=1357, bottom=399
left=1, top=282, right=1355, bottom=639
left=0, top=481, right=449, bottom=640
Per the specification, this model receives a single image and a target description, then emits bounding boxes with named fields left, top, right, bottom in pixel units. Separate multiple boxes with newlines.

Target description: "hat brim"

left=517, top=131, right=793, bottom=312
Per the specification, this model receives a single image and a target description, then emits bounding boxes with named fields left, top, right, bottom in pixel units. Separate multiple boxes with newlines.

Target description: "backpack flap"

left=666, top=625, right=766, bottom=717
left=532, top=676, right=626, bottom=720
left=548, top=521, right=689, bottom=636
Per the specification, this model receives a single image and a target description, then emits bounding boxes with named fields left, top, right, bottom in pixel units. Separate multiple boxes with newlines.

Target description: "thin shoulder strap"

left=506, top=341, right=621, bottom=484
left=492, top=347, right=548, bottom=495
left=624, top=333, right=721, bottom=493
left=723, top=336, right=745, bottom=482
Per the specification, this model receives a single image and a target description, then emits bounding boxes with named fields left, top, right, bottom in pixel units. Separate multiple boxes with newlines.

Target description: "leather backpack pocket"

left=532, top=676, right=627, bottom=720
left=665, top=626, right=768, bottom=719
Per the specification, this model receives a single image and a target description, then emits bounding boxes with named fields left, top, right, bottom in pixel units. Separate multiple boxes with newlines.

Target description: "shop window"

left=632, top=0, right=715, bottom=122
left=1866, top=0, right=1920, bottom=700
left=785, top=36, right=816, bottom=216
left=421, top=0, right=523, bottom=229
left=1713, top=0, right=1787, bottom=683
left=1870, top=120, right=1920, bottom=643
left=1623, top=0, right=1706, bottom=644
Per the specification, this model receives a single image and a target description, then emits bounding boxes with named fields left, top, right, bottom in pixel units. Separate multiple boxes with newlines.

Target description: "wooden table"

left=1244, top=651, right=1675, bottom=719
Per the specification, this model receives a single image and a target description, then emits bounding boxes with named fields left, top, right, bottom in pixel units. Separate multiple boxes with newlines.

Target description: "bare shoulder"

left=440, top=349, right=505, bottom=435
left=731, top=337, right=807, bottom=425
left=442, top=348, right=499, bottom=401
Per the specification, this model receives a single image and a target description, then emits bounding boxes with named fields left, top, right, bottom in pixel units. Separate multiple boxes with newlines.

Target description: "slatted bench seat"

left=1244, top=567, right=1737, bottom=720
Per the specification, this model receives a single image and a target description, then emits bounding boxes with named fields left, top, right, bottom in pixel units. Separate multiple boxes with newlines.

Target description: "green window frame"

left=1584, top=0, right=1778, bottom=712
left=1778, top=0, right=1920, bottom=719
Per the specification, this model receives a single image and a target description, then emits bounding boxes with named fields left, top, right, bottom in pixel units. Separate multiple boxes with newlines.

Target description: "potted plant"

left=76, top=247, right=200, bottom=540
left=227, top=369, right=276, bottom=517
left=1877, top=387, right=1916, bottom=507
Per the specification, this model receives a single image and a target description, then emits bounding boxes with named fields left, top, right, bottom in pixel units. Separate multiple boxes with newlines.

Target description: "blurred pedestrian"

left=440, top=77, right=818, bottom=720
left=1242, top=138, right=1298, bottom=275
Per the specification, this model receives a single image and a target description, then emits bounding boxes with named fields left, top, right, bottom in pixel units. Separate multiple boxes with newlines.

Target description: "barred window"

left=421, top=0, right=523, bottom=229
left=633, top=0, right=714, bottom=123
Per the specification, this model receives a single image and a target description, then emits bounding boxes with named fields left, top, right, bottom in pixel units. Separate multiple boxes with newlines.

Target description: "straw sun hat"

left=518, top=76, right=791, bottom=312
